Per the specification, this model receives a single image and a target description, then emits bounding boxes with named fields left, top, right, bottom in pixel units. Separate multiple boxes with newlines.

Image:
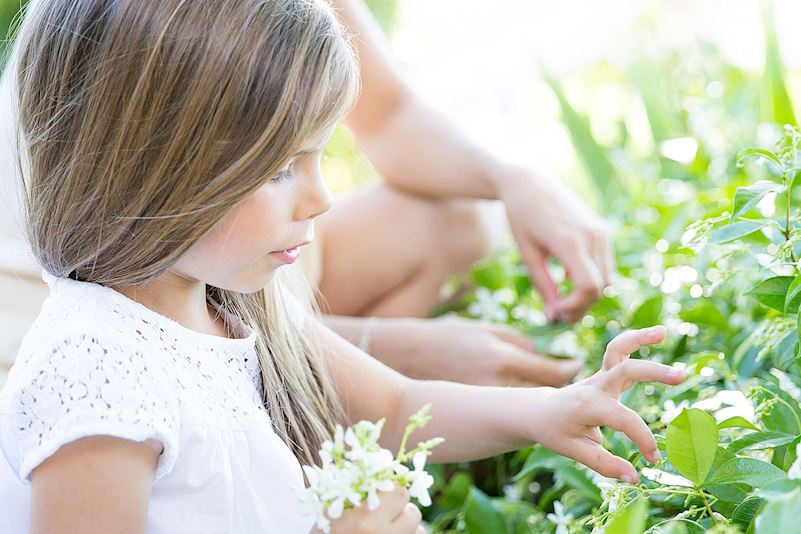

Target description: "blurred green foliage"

left=424, top=4, right=801, bottom=533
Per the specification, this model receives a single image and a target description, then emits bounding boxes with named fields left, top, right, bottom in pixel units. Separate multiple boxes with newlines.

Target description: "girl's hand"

left=376, top=316, right=582, bottom=387
left=314, top=485, right=424, bottom=534
left=533, top=326, right=684, bottom=483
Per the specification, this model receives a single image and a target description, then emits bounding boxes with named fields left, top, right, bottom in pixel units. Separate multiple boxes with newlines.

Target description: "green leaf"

left=731, top=182, right=786, bottom=221
left=463, top=487, right=509, bottom=534
left=605, top=496, right=647, bottom=534
left=785, top=274, right=801, bottom=313
left=718, top=416, right=760, bottom=432
left=732, top=496, right=766, bottom=529
left=736, top=148, right=785, bottom=173
left=704, top=458, right=787, bottom=488
left=513, top=445, right=568, bottom=480
left=751, top=382, right=801, bottom=435
left=630, top=294, right=664, bottom=329
left=727, top=431, right=797, bottom=454
left=747, top=276, right=795, bottom=312
left=666, top=408, right=719, bottom=485
left=438, top=472, right=473, bottom=510
left=710, top=221, right=764, bottom=244
left=754, top=488, right=801, bottom=534
left=471, top=260, right=509, bottom=291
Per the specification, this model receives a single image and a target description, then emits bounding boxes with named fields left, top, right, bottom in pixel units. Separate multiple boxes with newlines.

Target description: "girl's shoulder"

left=0, top=270, right=183, bottom=482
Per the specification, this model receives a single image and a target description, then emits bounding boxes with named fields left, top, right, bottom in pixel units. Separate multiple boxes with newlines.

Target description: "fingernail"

left=621, top=473, right=637, bottom=484
left=649, top=450, right=661, bottom=462
left=643, top=326, right=664, bottom=335
left=668, top=369, right=685, bottom=380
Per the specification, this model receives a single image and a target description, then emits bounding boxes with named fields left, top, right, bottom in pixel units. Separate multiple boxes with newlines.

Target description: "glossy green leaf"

left=732, top=496, right=766, bottom=529
left=704, top=458, right=787, bottom=488
left=731, top=181, right=785, bottom=221
left=666, top=408, right=719, bottom=485
left=727, top=431, right=797, bottom=454
left=785, top=274, right=801, bottom=313
left=754, top=488, right=801, bottom=534
left=463, top=487, right=509, bottom=534
left=710, top=221, right=764, bottom=244
left=630, top=294, right=664, bottom=329
left=736, top=148, right=784, bottom=172
left=747, top=276, right=794, bottom=312
left=718, top=416, right=760, bottom=432
left=605, top=496, right=647, bottom=534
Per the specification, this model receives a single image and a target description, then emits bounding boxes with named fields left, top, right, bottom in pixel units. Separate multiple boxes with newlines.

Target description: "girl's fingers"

left=588, top=398, right=660, bottom=463
left=569, top=438, right=638, bottom=483
left=604, top=359, right=685, bottom=393
left=391, top=503, right=422, bottom=533
left=602, top=326, right=667, bottom=370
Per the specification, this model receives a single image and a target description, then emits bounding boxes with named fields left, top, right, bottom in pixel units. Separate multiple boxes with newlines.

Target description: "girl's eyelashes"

left=271, top=168, right=295, bottom=182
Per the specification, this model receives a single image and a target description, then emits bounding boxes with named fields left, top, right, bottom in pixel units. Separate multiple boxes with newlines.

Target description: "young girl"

left=0, top=1, right=685, bottom=532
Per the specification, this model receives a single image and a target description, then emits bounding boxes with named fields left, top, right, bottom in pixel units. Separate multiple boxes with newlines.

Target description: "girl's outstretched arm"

left=317, top=319, right=683, bottom=483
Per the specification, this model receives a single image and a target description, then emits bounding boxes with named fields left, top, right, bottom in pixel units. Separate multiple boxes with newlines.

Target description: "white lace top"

left=0, top=269, right=315, bottom=533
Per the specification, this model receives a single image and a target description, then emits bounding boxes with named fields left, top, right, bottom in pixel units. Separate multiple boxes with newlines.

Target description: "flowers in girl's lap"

left=300, top=404, right=444, bottom=533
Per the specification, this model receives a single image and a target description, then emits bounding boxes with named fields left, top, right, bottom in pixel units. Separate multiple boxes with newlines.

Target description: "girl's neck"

left=111, top=271, right=231, bottom=339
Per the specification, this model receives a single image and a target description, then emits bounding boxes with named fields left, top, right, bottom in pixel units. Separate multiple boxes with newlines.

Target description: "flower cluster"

left=301, top=404, right=444, bottom=533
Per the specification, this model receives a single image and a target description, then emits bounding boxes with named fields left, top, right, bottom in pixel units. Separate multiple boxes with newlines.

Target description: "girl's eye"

left=271, top=168, right=295, bottom=182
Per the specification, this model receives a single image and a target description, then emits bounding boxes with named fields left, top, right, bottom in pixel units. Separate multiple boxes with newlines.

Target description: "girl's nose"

left=294, top=169, right=334, bottom=221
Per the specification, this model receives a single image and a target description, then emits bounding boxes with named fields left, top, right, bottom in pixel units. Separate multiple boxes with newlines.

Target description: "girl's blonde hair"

left=13, top=0, right=360, bottom=465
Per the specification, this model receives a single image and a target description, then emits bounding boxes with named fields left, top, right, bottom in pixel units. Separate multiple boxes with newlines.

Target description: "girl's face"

left=173, top=129, right=335, bottom=293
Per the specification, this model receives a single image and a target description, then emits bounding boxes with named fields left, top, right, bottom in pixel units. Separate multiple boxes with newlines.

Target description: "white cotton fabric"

left=0, top=269, right=315, bottom=533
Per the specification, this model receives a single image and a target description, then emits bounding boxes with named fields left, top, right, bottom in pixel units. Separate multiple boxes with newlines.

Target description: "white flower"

left=301, top=406, right=443, bottom=532
left=550, top=331, right=585, bottom=359
left=406, top=452, right=435, bottom=507
left=467, top=287, right=509, bottom=322
left=587, top=470, right=617, bottom=500
left=788, top=443, right=801, bottom=480
left=692, top=390, right=754, bottom=423
left=546, top=500, right=573, bottom=534
left=641, top=467, right=694, bottom=487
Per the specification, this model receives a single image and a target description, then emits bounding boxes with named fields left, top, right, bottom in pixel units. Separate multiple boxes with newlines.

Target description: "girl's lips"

left=269, top=246, right=301, bottom=264
left=269, top=241, right=309, bottom=264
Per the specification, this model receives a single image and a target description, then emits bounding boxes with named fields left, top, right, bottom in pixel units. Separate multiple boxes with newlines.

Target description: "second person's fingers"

left=391, top=503, right=422, bottom=533
left=553, top=246, right=604, bottom=322
left=376, top=485, right=410, bottom=521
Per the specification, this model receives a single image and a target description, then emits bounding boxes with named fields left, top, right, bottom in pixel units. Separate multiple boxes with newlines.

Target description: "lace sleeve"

left=8, top=326, right=181, bottom=482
